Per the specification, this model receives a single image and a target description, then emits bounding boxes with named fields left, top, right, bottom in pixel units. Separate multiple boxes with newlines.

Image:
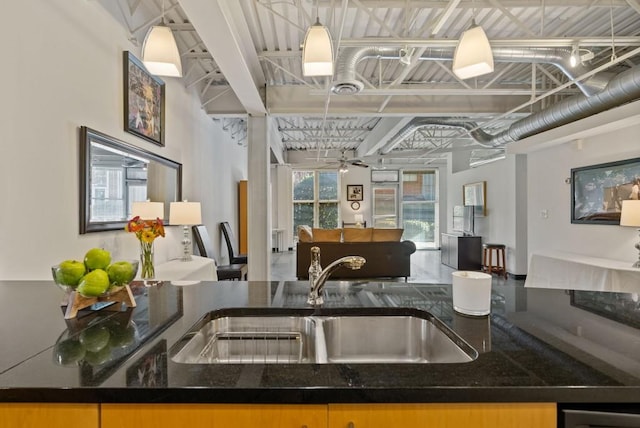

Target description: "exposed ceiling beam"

left=179, top=0, right=266, bottom=115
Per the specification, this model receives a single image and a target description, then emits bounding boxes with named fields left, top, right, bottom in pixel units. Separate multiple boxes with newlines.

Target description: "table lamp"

left=169, top=201, right=202, bottom=262
left=131, top=201, right=164, bottom=220
left=354, top=214, right=364, bottom=228
left=620, top=200, right=640, bottom=268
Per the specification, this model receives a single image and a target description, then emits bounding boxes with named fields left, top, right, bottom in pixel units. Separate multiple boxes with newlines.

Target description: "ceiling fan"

left=316, top=150, right=370, bottom=172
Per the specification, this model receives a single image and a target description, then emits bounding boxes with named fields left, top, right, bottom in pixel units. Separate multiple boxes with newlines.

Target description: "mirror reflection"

left=80, top=126, right=182, bottom=233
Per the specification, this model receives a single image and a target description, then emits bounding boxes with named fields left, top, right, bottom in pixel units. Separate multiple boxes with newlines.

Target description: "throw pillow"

left=298, top=225, right=313, bottom=242
left=312, top=228, right=342, bottom=242
left=343, top=227, right=373, bottom=242
left=371, top=228, right=404, bottom=242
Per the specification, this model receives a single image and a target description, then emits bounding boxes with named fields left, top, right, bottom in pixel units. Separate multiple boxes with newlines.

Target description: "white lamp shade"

left=620, top=200, right=640, bottom=226
left=452, top=25, right=494, bottom=80
left=302, top=21, right=333, bottom=77
left=169, top=201, right=202, bottom=225
left=142, top=24, right=183, bottom=77
left=132, top=201, right=164, bottom=220
left=354, top=214, right=364, bottom=223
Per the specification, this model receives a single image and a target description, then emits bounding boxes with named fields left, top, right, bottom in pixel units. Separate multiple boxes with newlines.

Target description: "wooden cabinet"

left=328, top=403, right=556, bottom=428
left=101, top=403, right=327, bottom=428
left=101, top=402, right=555, bottom=428
left=0, top=403, right=99, bottom=428
left=238, top=180, right=248, bottom=254
left=441, top=233, right=482, bottom=270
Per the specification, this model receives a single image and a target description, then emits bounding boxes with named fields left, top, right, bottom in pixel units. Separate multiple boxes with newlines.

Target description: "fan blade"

left=350, top=160, right=369, bottom=168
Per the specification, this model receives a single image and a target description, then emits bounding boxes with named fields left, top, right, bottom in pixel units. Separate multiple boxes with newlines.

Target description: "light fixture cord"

left=609, top=0, right=617, bottom=61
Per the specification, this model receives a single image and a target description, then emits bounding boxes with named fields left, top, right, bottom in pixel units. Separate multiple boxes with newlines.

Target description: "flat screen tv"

left=452, top=205, right=474, bottom=236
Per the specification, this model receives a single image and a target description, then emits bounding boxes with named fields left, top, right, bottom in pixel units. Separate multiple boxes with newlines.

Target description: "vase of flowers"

left=125, top=216, right=165, bottom=279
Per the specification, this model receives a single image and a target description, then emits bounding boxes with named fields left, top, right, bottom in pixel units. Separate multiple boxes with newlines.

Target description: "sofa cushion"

left=343, top=227, right=373, bottom=242
left=297, top=225, right=313, bottom=242
left=312, top=228, right=342, bottom=242
left=371, top=228, right=404, bottom=242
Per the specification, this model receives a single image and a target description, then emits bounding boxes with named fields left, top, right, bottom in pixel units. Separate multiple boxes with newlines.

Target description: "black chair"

left=192, top=225, right=247, bottom=280
left=220, top=221, right=248, bottom=264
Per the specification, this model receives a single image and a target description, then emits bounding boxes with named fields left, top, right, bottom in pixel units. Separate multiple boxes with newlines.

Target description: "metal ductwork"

left=332, top=46, right=613, bottom=96
left=380, top=64, right=640, bottom=153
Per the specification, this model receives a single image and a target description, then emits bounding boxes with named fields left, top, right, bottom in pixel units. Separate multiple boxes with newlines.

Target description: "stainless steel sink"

left=320, top=314, right=476, bottom=363
left=171, top=313, right=318, bottom=364
left=170, top=308, right=477, bottom=364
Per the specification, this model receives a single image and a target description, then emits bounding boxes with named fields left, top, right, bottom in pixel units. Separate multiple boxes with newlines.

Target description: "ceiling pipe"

left=332, top=46, right=613, bottom=96
left=380, top=64, right=640, bottom=153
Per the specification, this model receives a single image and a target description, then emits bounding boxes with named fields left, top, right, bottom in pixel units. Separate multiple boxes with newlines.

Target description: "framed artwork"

left=347, top=184, right=364, bottom=201
left=571, top=157, right=640, bottom=224
left=463, top=181, right=486, bottom=217
left=123, top=51, right=165, bottom=146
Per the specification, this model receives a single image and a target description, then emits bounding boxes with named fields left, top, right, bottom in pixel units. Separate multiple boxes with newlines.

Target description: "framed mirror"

left=79, top=126, right=182, bottom=234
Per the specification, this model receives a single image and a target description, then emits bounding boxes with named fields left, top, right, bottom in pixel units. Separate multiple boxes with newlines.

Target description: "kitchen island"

left=0, top=279, right=638, bottom=427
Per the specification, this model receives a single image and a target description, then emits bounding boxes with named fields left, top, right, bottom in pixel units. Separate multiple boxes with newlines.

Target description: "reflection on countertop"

left=0, top=279, right=638, bottom=404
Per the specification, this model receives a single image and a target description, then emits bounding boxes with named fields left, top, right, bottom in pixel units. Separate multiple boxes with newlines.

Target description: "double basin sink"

left=170, top=307, right=478, bottom=364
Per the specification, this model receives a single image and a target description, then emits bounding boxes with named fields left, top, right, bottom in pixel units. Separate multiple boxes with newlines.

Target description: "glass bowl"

left=52, top=260, right=139, bottom=296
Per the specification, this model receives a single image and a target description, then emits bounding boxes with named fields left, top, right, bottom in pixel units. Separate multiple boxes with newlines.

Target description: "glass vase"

left=139, top=240, right=155, bottom=279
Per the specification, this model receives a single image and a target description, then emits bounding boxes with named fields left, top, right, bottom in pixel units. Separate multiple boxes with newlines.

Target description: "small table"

left=152, top=255, right=218, bottom=284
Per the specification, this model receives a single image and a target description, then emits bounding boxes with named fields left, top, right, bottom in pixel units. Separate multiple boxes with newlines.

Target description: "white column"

left=247, top=115, right=271, bottom=280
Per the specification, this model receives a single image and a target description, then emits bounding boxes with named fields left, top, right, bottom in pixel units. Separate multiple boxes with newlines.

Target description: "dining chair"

left=192, top=225, right=247, bottom=280
left=220, top=221, right=248, bottom=264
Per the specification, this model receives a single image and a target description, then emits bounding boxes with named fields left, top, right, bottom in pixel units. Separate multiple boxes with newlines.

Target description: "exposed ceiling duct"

left=332, top=46, right=613, bottom=97
left=380, top=65, right=640, bottom=154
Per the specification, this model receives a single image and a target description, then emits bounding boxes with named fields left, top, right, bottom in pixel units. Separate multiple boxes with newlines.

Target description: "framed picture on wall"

left=347, top=185, right=364, bottom=201
left=571, top=157, right=640, bottom=224
left=463, top=181, right=486, bottom=217
left=123, top=51, right=166, bottom=146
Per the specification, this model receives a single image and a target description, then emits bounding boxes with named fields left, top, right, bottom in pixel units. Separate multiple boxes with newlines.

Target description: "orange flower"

left=125, top=216, right=165, bottom=243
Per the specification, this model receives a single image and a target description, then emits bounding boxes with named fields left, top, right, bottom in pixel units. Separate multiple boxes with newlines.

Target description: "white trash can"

left=451, top=271, right=493, bottom=316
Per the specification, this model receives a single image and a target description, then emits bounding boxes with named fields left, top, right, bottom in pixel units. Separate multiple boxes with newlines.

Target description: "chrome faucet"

left=307, top=248, right=366, bottom=306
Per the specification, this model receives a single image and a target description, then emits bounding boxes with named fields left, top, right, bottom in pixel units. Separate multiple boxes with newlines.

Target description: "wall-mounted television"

left=452, top=205, right=475, bottom=236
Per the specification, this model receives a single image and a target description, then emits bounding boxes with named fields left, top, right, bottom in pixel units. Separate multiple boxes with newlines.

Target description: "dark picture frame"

left=123, top=51, right=165, bottom=146
left=571, top=157, right=640, bottom=224
left=347, top=184, right=364, bottom=201
left=463, top=181, right=487, bottom=217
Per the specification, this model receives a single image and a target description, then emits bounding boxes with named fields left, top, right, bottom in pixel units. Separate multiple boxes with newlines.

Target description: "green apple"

left=83, top=345, right=112, bottom=366
left=108, top=322, right=136, bottom=348
left=84, top=248, right=111, bottom=271
left=79, top=324, right=111, bottom=353
left=55, top=260, right=86, bottom=287
left=76, top=269, right=110, bottom=297
left=53, top=338, right=86, bottom=365
left=107, top=261, right=135, bottom=285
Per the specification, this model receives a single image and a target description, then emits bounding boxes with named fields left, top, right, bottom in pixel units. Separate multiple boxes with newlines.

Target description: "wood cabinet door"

left=0, top=403, right=99, bottom=428
left=102, top=403, right=327, bottom=428
left=328, top=403, right=556, bottom=428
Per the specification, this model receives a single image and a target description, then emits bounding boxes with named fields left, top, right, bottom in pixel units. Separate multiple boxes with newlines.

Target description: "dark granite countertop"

left=0, top=279, right=638, bottom=404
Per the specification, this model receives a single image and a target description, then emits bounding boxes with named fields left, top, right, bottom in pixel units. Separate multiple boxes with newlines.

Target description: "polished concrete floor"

left=270, top=249, right=522, bottom=286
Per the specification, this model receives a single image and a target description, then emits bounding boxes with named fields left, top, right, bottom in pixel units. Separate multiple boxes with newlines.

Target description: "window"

left=293, top=170, right=339, bottom=236
left=402, top=170, right=438, bottom=248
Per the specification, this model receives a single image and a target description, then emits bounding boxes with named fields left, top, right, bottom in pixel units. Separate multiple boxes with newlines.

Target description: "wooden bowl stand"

left=62, top=284, right=136, bottom=319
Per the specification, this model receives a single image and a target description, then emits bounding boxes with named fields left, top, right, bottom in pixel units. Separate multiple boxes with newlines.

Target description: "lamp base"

left=180, top=225, right=192, bottom=262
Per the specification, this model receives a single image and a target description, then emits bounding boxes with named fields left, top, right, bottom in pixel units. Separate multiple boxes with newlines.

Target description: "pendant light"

left=142, top=0, right=182, bottom=77
left=452, top=3, right=493, bottom=80
left=301, top=4, right=333, bottom=77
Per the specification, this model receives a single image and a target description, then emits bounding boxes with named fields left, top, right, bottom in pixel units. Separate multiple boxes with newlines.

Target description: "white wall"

left=0, top=0, right=246, bottom=280
left=527, top=124, right=640, bottom=262
left=447, top=155, right=526, bottom=274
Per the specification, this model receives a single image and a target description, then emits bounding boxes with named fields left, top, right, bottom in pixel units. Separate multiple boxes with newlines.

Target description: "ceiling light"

left=141, top=1, right=182, bottom=77
left=452, top=21, right=494, bottom=80
left=339, top=162, right=349, bottom=174
left=302, top=17, right=334, bottom=77
left=570, top=44, right=579, bottom=67
left=399, top=47, right=414, bottom=66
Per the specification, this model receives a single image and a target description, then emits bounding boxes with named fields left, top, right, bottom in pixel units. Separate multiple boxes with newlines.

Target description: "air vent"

left=331, top=80, right=364, bottom=95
